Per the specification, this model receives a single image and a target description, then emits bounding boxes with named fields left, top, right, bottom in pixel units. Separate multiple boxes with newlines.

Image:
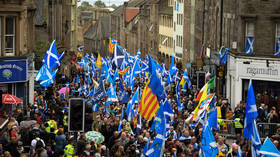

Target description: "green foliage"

left=111, top=4, right=118, bottom=9
left=94, top=0, right=106, bottom=8
left=78, top=1, right=93, bottom=11
left=34, top=40, right=50, bottom=70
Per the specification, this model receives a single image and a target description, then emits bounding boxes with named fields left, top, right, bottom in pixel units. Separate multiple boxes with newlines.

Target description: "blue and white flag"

left=92, top=104, right=99, bottom=112
left=77, top=45, right=84, bottom=52
left=91, top=80, right=106, bottom=105
left=219, top=46, right=229, bottom=64
left=275, top=38, right=280, bottom=56
left=208, top=108, right=218, bottom=130
left=106, top=85, right=118, bottom=107
left=176, top=82, right=183, bottom=110
left=36, top=64, right=52, bottom=82
left=200, top=125, right=219, bottom=157
left=146, top=112, right=166, bottom=157
left=129, top=60, right=141, bottom=89
left=237, top=145, right=242, bottom=157
left=40, top=69, right=58, bottom=88
left=183, top=69, right=192, bottom=89
left=43, top=40, right=60, bottom=69
left=112, top=43, right=125, bottom=70
left=126, top=88, right=139, bottom=121
left=259, top=137, right=280, bottom=157
left=244, top=80, right=258, bottom=140
left=245, top=37, right=254, bottom=54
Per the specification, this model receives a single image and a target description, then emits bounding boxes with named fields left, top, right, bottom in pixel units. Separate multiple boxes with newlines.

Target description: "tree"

left=94, top=0, right=106, bottom=8
left=111, top=4, right=118, bottom=9
left=78, top=1, right=92, bottom=11
left=34, top=40, right=50, bottom=70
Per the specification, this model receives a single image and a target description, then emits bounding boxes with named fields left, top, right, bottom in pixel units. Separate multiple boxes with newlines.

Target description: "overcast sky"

left=78, top=0, right=128, bottom=7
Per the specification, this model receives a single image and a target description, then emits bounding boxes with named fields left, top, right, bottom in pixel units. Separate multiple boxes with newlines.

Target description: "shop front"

left=0, top=58, right=28, bottom=110
left=226, top=54, right=280, bottom=108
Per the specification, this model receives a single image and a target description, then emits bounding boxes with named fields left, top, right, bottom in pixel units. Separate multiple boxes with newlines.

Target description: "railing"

left=257, top=123, right=280, bottom=138
left=217, top=119, right=280, bottom=139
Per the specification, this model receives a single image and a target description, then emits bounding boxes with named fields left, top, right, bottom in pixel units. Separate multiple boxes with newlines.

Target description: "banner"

left=0, top=61, right=27, bottom=83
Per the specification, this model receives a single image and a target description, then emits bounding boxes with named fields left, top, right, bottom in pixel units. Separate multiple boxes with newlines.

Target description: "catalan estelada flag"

left=96, top=53, right=102, bottom=69
left=138, top=79, right=160, bottom=120
left=119, top=66, right=129, bottom=75
left=108, top=37, right=116, bottom=53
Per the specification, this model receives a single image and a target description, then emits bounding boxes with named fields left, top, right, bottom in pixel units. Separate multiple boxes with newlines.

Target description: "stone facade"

left=0, top=0, right=36, bottom=57
left=34, top=0, right=78, bottom=52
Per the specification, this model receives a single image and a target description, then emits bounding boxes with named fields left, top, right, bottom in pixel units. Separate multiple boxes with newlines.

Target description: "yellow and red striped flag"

left=138, top=79, right=159, bottom=120
left=119, top=66, right=130, bottom=75
left=96, top=53, right=102, bottom=69
left=108, top=37, right=116, bottom=53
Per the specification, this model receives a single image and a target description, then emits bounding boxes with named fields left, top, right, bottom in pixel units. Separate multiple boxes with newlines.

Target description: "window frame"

left=4, top=16, right=16, bottom=56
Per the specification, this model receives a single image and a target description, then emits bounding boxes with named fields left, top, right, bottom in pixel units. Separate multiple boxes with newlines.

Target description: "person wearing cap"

left=63, top=139, right=75, bottom=157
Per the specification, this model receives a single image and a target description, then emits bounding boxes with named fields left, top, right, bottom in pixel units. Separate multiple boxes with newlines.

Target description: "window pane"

left=277, top=24, right=280, bottom=37
left=246, top=22, right=254, bottom=37
left=6, top=17, right=15, bottom=35
left=5, top=36, right=14, bottom=51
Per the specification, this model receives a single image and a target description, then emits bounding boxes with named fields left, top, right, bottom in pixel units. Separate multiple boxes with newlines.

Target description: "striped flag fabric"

left=96, top=53, right=102, bottom=69
left=108, top=37, right=117, bottom=53
left=138, top=79, right=160, bottom=121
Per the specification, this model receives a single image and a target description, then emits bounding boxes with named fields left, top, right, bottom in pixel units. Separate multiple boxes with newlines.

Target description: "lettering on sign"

left=246, top=67, right=278, bottom=76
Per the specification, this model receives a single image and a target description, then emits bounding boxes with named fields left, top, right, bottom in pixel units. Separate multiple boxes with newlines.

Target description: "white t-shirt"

left=31, top=137, right=46, bottom=149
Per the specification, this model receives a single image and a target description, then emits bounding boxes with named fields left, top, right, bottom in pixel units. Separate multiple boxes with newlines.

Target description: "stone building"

left=184, top=0, right=280, bottom=104
left=34, top=0, right=78, bottom=52
left=111, top=0, right=149, bottom=58
left=0, top=0, right=36, bottom=110
left=0, top=0, right=35, bottom=56
left=158, top=0, right=173, bottom=63
left=84, top=16, right=111, bottom=56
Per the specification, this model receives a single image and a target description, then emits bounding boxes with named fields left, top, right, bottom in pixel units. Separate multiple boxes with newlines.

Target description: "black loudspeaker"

left=68, top=98, right=85, bottom=132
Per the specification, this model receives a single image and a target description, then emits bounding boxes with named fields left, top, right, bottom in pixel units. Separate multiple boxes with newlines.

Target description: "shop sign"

left=239, top=63, right=280, bottom=79
left=0, top=61, right=27, bottom=83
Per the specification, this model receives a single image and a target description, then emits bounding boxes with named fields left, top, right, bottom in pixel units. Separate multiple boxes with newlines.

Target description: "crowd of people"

left=0, top=54, right=280, bottom=157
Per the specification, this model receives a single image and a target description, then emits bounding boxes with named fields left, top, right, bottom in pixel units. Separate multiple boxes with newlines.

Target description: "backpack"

left=35, top=138, right=44, bottom=149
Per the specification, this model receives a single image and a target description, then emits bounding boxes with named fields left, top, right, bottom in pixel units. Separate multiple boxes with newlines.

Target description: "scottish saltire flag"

left=129, top=60, right=141, bottom=89
left=169, top=56, right=178, bottom=78
left=148, top=55, right=166, bottom=101
left=126, top=88, right=139, bottom=121
left=176, top=0, right=179, bottom=11
left=259, top=137, right=280, bottom=157
left=251, top=120, right=262, bottom=157
left=43, top=40, right=60, bottom=69
left=77, top=45, right=84, bottom=52
left=219, top=46, right=229, bottom=64
left=200, top=125, right=218, bottom=157
left=105, top=85, right=118, bottom=107
left=140, top=61, right=149, bottom=72
left=176, top=82, right=183, bottom=110
left=57, top=51, right=64, bottom=62
left=183, top=69, right=192, bottom=89
left=244, top=80, right=258, bottom=140
left=40, top=69, right=58, bottom=88
left=36, top=64, right=51, bottom=81
left=118, top=107, right=124, bottom=132
left=112, top=43, right=124, bottom=70
left=275, top=38, right=280, bottom=56
left=245, top=37, right=254, bottom=54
